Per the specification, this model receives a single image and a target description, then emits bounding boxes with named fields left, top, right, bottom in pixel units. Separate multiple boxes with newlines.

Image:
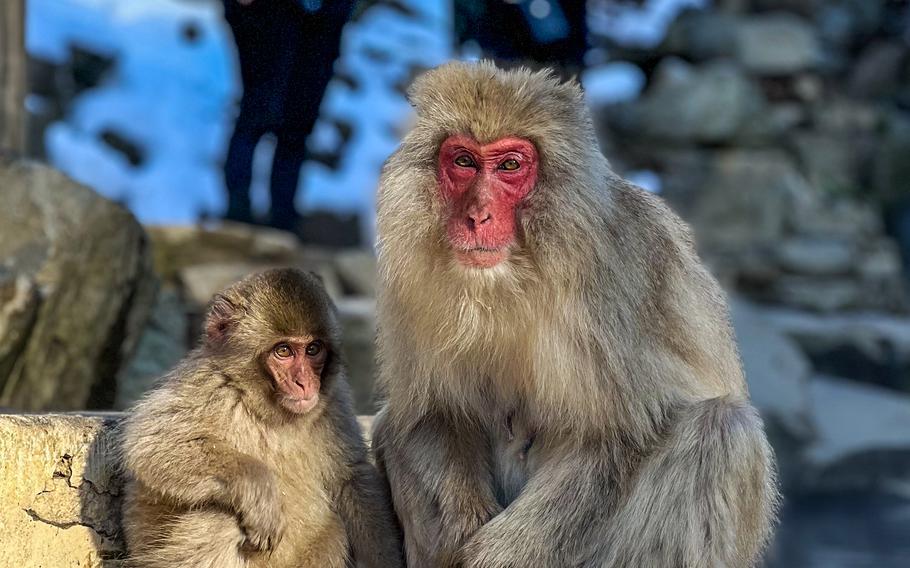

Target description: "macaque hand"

left=454, top=514, right=530, bottom=568
left=233, top=466, right=285, bottom=553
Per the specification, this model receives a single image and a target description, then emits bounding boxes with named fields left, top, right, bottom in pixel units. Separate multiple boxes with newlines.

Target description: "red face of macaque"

left=438, top=135, right=539, bottom=268
left=266, top=338, right=327, bottom=414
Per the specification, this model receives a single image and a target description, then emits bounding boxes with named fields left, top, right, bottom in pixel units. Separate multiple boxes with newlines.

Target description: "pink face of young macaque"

left=266, top=337, right=328, bottom=414
left=437, top=135, right=539, bottom=269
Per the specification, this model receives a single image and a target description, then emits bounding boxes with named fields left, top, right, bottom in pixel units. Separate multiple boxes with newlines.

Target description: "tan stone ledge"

left=0, top=413, right=375, bottom=568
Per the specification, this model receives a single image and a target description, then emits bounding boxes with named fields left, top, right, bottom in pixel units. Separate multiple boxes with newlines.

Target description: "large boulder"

left=734, top=12, right=822, bottom=75
left=760, top=307, right=910, bottom=393
left=607, top=59, right=766, bottom=144
left=0, top=413, right=124, bottom=568
left=801, top=376, right=910, bottom=493
left=732, top=298, right=813, bottom=489
left=688, top=149, right=806, bottom=254
left=0, top=159, right=156, bottom=411
left=115, top=288, right=188, bottom=410
left=733, top=302, right=910, bottom=494
left=733, top=299, right=812, bottom=437
left=336, top=297, right=378, bottom=414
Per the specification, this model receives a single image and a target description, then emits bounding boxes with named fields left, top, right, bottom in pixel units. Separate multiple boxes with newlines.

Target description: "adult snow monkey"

left=372, top=61, right=778, bottom=568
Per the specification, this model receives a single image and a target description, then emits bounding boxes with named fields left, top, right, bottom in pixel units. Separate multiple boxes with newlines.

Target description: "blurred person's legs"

left=269, top=129, right=308, bottom=232
left=222, top=0, right=353, bottom=232
left=224, top=105, right=268, bottom=224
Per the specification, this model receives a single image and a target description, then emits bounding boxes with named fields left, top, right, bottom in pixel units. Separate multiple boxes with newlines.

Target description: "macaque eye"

left=305, top=341, right=324, bottom=357
left=454, top=155, right=476, bottom=168
left=499, top=159, right=520, bottom=171
left=274, top=344, right=293, bottom=358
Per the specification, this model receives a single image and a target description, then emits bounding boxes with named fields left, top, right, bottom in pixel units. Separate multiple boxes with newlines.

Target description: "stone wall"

left=0, top=413, right=374, bottom=568
left=0, top=414, right=121, bottom=568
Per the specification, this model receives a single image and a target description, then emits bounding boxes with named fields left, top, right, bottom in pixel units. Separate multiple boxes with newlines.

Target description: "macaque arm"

left=334, top=459, right=405, bottom=568
left=122, top=429, right=272, bottom=512
left=460, top=396, right=777, bottom=568
left=373, top=411, right=502, bottom=567
left=322, top=397, right=405, bottom=568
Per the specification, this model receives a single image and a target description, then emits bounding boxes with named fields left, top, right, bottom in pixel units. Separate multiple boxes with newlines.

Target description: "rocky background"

left=589, top=0, right=910, bottom=497
left=3, top=0, right=910, bottom=566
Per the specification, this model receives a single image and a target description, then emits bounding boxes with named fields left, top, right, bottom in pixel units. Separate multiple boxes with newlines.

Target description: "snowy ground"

left=27, top=0, right=698, bottom=230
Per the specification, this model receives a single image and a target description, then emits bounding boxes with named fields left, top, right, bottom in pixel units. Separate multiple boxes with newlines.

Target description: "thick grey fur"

left=372, top=62, right=779, bottom=568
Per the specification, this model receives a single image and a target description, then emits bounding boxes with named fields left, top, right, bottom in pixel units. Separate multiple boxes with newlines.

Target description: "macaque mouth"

left=454, top=245, right=510, bottom=268
left=277, top=377, right=320, bottom=413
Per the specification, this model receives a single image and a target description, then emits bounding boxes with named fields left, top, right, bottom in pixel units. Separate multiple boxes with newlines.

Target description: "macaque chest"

left=252, top=484, right=348, bottom=568
left=490, top=408, right=537, bottom=507
left=247, top=427, right=349, bottom=567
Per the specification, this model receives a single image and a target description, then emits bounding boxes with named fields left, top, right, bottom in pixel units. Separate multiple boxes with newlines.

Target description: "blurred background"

left=2, top=0, right=910, bottom=566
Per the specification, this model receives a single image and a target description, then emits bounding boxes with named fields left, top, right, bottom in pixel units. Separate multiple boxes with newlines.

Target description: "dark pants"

left=222, top=0, right=352, bottom=231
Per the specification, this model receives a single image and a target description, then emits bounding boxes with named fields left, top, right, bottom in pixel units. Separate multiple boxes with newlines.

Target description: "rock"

left=178, top=262, right=268, bottom=309
left=608, top=59, right=765, bottom=144
left=178, top=261, right=344, bottom=310
left=761, top=306, right=910, bottom=393
left=115, top=288, right=189, bottom=409
left=793, top=73, right=824, bottom=103
left=746, top=236, right=904, bottom=313
left=662, top=10, right=738, bottom=61
left=810, top=98, right=881, bottom=134
left=737, top=102, right=806, bottom=144
left=802, top=376, right=910, bottom=494
left=334, top=249, right=377, bottom=297
left=0, top=159, right=156, bottom=411
left=689, top=150, right=809, bottom=253
left=0, top=413, right=124, bottom=568
left=816, top=0, right=889, bottom=49
left=855, top=239, right=906, bottom=312
left=297, top=211, right=364, bottom=248
left=147, top=222, right=301, bottom=283
left=731, top=299, right=813, bottom=439
left=337, top=297, right=378, bottom=414
left=0, top=274, right=40, bottom=381
left=873, top=111, right=910, bottom=204
left=775, top=237, right=855, bottom=276
left=858, top=239, right=903, bottom=282
left=735, top=13, right=821, bottom=75
left=791, top=131, right=858, bottom=193
left=772, top=276, right=861, bottom=313
left=751, top=0, right=821, bottom=16
left=848, top=41, right=907, bottom=99
left=789, top=194, right=882, bottom=240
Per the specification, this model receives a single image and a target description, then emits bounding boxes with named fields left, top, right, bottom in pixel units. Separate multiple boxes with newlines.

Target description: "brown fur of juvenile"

left=120, top=268, right=403, bottom=568
left=373, top=62, right=779, bottom=567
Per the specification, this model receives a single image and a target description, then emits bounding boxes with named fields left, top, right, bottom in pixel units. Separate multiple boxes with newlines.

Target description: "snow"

left=27, top=0, right=450, bottom=228
left=581, top=61, right=646, bottom=106
left=30, top=0, right=236, bottom=223
left=626, top=169, right=662, bottom=194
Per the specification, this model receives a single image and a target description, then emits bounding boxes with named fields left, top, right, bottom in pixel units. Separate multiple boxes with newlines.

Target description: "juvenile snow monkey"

left=121, top=268, right=403, bottom=568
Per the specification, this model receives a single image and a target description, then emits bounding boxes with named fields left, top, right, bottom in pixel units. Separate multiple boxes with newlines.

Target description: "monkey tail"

left=592, top=396, right=779, bottom=568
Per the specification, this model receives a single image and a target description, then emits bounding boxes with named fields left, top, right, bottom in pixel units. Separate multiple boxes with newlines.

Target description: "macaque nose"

left=467, top=211, right=493, bottom=231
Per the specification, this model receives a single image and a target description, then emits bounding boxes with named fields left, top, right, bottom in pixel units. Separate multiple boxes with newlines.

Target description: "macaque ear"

left=205, top=294, right=237, bottom=344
